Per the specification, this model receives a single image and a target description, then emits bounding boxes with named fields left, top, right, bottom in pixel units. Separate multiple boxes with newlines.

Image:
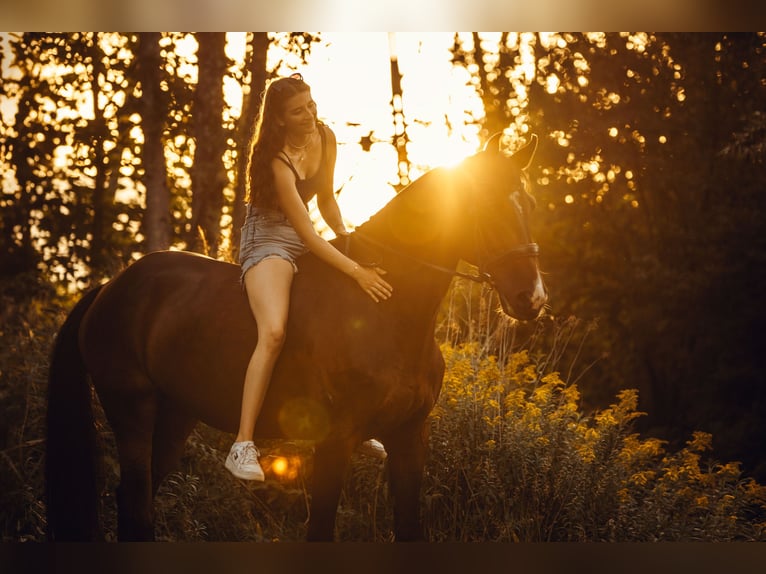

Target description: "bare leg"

left=236, top=257, right=294, bottom=442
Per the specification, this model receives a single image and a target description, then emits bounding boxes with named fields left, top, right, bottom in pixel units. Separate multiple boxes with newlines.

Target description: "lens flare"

left=271, top=457, right=288, bottom=476
left=264, top=455, right=302, bottom=481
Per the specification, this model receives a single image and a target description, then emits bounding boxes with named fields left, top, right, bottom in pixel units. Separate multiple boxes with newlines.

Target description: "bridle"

left=348, top=179, right=540, bottom=288
left=346, top=169, right=540, bottom=286
left=470, top=178, right=540, bottom=285
left=476, top=242, right=540, bottom=285
left=349, top=230, right=538, bottom=288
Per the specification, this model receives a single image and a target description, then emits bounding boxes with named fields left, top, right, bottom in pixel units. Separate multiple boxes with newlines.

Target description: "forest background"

left=1, top=32, right=765, bottom=541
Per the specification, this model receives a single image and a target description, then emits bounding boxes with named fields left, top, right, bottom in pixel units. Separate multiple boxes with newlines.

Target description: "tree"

left=186, top=33, right=228, bottom=255
left=136, top=32, right=172, bottom=253
left=1, top=33, right=46, bottom=278
left=451, top=32, right=519, bottom=139
left=1, top=33, right=97, bottom=285
left=450, top=32, right=766, bottom=478
left=1, top=32, right=325, bottom=283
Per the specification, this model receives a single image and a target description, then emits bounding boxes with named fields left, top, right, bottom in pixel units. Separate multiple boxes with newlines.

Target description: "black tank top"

left=275, top=126, right=331, bottom=206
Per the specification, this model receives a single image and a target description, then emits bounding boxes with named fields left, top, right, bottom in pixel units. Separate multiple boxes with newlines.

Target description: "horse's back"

left=123, top=250, right=239, bottom=289
left=82, top=251, right=244, bottom=350
left=79, top=251, right=254, bottom=431
left=79, top=249, right=444, bottom=438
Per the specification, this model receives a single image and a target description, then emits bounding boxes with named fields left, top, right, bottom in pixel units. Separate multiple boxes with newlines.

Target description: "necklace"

left=285, top=131, right=315, bottom=163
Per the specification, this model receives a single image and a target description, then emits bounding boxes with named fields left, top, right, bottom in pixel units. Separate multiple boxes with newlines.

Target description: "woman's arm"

left=273, top=158, right=392, bottom=302
left=315, top=125, right=347, bottom=236
left=317, top=192, right=347, bottom=236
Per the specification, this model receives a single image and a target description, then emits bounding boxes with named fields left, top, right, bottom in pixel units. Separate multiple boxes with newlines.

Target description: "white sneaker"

left=225, top=441, right=265, bottom=481
left=357, top=438, right=387, bottom=460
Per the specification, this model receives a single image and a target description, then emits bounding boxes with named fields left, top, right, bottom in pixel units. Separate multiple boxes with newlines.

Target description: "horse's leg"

left=306, top=437, right=355, bottom=541
left=384, top=417, right=429, bottom=541
left=99, top=378, right=159, bottom=542
left=151, top=396, right=198, bottom=495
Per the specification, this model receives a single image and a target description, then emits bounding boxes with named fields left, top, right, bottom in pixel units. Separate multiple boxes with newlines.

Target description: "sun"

left=226, top=33, right=485, bottom=230
left=304, top=33, right=484, bottom=228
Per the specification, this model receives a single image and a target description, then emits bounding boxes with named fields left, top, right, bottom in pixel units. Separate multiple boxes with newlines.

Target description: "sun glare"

left=184, top=32, right=489, bottom=228
left=1, top=33, right=501, bottom=232
left=305, top=33, right=484, bottom=226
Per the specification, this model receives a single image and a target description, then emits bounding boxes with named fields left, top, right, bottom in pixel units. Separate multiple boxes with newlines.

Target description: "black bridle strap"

left=348, top=231, right=538, bottom=286
left=481, top=243, right=540, bottom=279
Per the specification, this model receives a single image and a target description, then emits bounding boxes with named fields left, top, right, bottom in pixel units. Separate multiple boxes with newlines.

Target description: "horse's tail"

left=45, top=285, right=105, bottom=541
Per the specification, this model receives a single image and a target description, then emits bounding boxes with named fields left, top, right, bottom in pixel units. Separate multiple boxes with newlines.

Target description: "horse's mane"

left=354, top=164, right=465, bottom=237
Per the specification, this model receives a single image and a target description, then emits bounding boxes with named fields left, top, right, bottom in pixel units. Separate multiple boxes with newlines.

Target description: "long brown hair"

left=245, top=74, right=312, bottom=207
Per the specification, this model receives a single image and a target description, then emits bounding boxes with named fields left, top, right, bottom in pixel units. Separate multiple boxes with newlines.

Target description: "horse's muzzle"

left=499, top=282, right=548, bottom=321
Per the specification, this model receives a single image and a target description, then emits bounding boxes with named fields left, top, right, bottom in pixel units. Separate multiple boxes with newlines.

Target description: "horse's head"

left=461, top=133, right=547, bottom=321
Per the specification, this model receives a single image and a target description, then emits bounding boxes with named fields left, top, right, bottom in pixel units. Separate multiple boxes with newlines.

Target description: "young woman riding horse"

left=45, top=126, right=545, bottom=542
left=229, top=74, right=391, bottom=480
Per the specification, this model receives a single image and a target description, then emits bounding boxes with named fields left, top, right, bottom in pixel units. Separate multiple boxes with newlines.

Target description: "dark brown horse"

left=45, top=134, right=546, bottom=541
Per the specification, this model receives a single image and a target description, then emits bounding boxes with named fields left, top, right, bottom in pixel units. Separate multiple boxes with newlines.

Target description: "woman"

left=226, top=74, right=393, bottom=481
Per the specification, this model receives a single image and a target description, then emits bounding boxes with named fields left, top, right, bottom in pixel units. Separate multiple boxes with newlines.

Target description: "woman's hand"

left=351, top=264, right=393, bottom=303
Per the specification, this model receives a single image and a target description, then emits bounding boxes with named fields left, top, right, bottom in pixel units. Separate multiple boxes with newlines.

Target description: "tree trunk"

left=87, top=33, right=110, bottom=281
left=187, top=32, right=227, bottom=256
left=136, top=32, right=172, bottom=252
left=388, top=33, right=410, bottom=190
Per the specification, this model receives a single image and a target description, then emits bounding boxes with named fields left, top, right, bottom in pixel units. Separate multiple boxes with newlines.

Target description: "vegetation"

left=451, top=32, right=766, bottom=478
left=1, top=283, right=764, bottom=541
left=2, top=32, right=765, bottom=541
left=425, top=341, right=765, bottom=541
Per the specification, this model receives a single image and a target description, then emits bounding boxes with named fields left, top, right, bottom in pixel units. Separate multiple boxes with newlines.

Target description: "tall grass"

left=424, top=342, right=765, bottom=541
left=0, top=275, right=60, bottom=542
left=1, top=278, right=764, bottom=541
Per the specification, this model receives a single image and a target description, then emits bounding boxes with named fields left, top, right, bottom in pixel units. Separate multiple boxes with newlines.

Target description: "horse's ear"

left=483, top=132, right=504, bottom=154
left=510, top=134, right=538, bottom=170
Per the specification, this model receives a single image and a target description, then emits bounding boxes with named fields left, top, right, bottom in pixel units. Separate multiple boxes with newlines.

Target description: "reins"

left=342, top=165, right=540, bottom=287
left=345, top=231, right=539, bottom=287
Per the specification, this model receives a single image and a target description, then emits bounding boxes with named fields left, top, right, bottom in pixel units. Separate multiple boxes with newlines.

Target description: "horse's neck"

left=356, top=168, right=464, bottom=268
left=352, top=168, right=467, bottom=316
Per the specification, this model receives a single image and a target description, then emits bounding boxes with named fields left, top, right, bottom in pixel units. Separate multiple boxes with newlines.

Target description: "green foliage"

left=0, top=276, right=65, bottom=541
left=0, top=32, right=321, bottom=286
left=0, top=33, right=143, bottom=286
left=3, top=31, right=766, bottom=539
left=2, top=285, right=764, bottom=542
left=452, top=32, right=766, bottom=479
left=423, top=342, right=766, bottom=541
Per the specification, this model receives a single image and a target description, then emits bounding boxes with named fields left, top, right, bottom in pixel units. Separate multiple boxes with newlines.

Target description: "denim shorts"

left=239, top=206, right=308, bottom=282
